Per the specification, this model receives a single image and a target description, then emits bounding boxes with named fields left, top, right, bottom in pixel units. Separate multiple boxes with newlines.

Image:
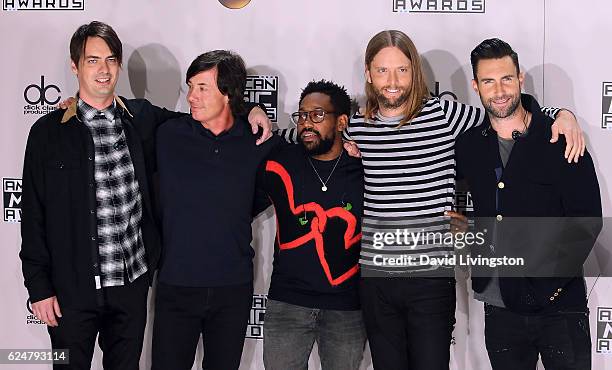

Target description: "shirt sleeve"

left=441, top=99, right=484, bottom=139
left=273, top=127, right=298, bottom=144
left=253, top=160, right=272, bottom=217
left=19, top=122, right=56, bottom=303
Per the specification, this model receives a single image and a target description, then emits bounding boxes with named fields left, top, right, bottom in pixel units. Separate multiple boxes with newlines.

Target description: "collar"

left=61, top=95, right=134, bottom=123
left=190, top=115, right=245, bottom=138
left=375, top=111, right=405, bottom=122
left=78, top=98, right=117, bottom=122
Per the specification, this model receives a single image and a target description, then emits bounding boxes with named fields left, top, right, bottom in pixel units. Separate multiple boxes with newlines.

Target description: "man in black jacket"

left=19, top=21, right=270, bottom=370
left=455, top=38, right=602, bottom=370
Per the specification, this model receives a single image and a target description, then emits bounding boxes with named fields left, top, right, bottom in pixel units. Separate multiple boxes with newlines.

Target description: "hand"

left=31, top=296, right=62, bottom=327
left=248, top=106, right=272, bottom=145
left=445, top=210, right=468, bottom=234
left=550, top=109, right=585, bottom=163
left=58, top=97, right=76, bottom=109
left=343, top=141, right=361, bottom=158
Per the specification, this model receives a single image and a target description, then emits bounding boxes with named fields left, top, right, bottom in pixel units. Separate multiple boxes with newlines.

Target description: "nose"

left=493, top=82, right=505, bottom=96
left=99, top=60, right=110, bottom=73
left=187, top=89, right=197, bottom=104
left=387, top=70, right=398, bottom=87
left=301, top=117, right=315, bottom=128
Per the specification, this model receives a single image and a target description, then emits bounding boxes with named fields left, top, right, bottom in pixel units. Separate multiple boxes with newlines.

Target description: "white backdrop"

left=1, top=0, right=611, bottom=369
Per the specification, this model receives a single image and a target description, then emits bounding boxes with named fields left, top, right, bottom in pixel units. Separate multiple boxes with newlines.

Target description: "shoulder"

left=28, top=108, right=65, bottom=136
left=266, top=141, right=301, bottom=162
left=456, top=123, right=486, bottom=152
left=120, top=97, right=152, bottom=115
left=157, top=114, right=190, bottom=135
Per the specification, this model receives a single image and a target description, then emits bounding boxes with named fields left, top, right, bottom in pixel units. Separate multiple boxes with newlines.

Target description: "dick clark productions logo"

left=23, top=76, right=61, bottom=115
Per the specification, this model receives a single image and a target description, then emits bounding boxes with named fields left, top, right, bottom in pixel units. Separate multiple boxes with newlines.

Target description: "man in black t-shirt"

left=255, top=80, right=366, bottom=369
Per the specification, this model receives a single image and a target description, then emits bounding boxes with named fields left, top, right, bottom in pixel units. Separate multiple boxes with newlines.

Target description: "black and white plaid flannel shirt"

left=78, top=98, right=148, bottom=287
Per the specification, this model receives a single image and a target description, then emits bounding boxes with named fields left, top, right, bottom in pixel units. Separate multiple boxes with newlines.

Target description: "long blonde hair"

left=364, top=30, right=429, bottom=127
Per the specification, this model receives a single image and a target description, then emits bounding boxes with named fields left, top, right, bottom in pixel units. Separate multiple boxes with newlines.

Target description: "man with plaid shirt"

left=19, top=21, right=272, bottom=370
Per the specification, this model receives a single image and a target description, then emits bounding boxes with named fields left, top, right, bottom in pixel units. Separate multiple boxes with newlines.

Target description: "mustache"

left=300, top=128, right=321, bottom=137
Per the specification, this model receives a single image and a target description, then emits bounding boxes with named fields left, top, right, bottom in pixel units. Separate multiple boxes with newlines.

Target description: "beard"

left=298, top=128, right=336, bottom=156
left=482, top=93, right=521, bottom=119
left=374, top=86, right=410, bottom=111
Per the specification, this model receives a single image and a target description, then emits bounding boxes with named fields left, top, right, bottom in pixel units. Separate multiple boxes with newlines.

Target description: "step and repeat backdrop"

left=1, top=0, right=610, bottom=369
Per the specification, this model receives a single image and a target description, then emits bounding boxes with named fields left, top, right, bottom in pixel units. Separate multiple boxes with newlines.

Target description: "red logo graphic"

left=266, top=161, right=360, bottom=286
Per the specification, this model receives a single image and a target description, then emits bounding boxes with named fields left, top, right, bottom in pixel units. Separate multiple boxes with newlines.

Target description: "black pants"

left=151, top=281, right=253, bottom=370
left=48, top=274, right=149, bottom=370
left=359, top=277, right=456, bottom=370
left=484, top=304, right=591, bottom=370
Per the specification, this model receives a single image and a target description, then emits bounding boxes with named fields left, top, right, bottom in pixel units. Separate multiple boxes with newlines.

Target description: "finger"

left=445, top=211, right=467, bottom=220
left=572, top=130, right=583, bottom=162
left=249, top=120, right=259, bottom=135
left=37, top=308, right=50, bottom=326
left=550, top=125, right=559, bottom=143
left=53, top=299, right=62, bottom=318
left=571, top=130, right=581, bottom=162
left=32, top=307, right=41, bottom=322
left=257, top=123, right=272, bottom=146
left=564, top=135, right=573, bottom=160
left=46, top=308, right=58, bottom=327
left=40, top=303, right=57, bottom=327
left=580, top=135, right=586, bottom=157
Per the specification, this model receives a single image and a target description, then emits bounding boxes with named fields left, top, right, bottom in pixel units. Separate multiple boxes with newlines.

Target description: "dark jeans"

left=484, top=304, right=591, bottom=370
left=359, top=277, right=456, bottom=370
left=263, top=299, right=366, bottom=370
left=151, top=281, right=253, bottom=370
left=48, top=274, right=149, bottom=370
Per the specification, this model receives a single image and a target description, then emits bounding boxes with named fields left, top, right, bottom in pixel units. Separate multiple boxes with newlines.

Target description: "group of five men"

left=20, top=20, right=600, bottom=370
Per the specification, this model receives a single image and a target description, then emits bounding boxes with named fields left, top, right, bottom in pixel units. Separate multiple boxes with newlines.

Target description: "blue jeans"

left=484, top=304, right=591, bottom=370
left=263, top=299, right=366, bottom=370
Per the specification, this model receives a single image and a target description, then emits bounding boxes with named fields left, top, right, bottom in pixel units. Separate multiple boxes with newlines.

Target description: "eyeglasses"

left=290, top=109, right=336, bottom=125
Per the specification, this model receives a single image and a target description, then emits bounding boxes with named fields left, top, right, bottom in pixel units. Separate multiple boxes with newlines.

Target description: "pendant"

left=321, top=185, right=328, bottom=192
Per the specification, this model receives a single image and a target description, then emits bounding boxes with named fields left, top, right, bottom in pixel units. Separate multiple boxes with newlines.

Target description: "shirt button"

left=496, top=215, right=503, bottom=221
left=550, top=296, right=555, bottom=301
left=498, top=182, right=505, bottom=189
left=214, top=148, right=219, bottom=154
left=93, top=263, right=98, bottom=268
left=90, top=209, right=95, bottom=214
left=557, top=288, right=563, bottom=292
left=91, top=236, right=96, bottom=241
left=88, top=156, right=93, bottom=161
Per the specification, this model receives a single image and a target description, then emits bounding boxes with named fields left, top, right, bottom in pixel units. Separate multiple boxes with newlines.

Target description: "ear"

left=337, top=114, right=348, bottom=132
left=518, top=71, right=525, bottom=89
left=471, top=79, right=479, bottom=94
left=365, top=66, right=372, bottom=84
left=71, top=60, right=78, bottom=76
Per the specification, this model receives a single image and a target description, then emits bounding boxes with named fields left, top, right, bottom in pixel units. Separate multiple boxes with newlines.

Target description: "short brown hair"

left=364, top=30, right=429, bottom=127
left=70, top=21, right=122, bottom=67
